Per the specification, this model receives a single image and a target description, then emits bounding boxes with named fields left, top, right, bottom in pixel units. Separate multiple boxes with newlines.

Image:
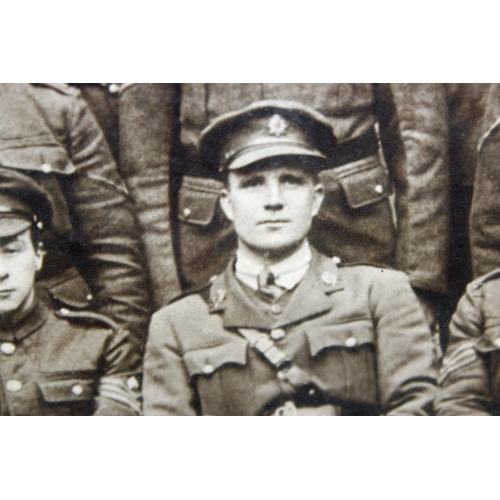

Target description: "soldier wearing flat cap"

left=143, top=101, right=437, bottom=416
left=0, top=168, right=141, bottom=416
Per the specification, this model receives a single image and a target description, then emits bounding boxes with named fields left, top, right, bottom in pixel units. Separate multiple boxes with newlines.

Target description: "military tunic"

left=143, top=251, right=437, bottom=416
left=0, top=296, right=141, bottom=416
left=436, top=269, right=500, bottom=415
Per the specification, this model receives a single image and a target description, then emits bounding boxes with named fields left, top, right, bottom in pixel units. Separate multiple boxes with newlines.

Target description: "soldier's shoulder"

left=469, top=268, right=500, bottom=291
left=52, top=306, right=122, bottom=333
left=31, top=83, right=79, bottom=96
left=154, top=284, right=212, bottom=318
left=339, top=262, right=407, bottom=282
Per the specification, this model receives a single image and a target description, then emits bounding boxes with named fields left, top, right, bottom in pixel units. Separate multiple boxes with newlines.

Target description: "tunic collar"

left=235, top=240, right=312, bottom=291
left=0, top=297, right=48, bottom=342
left=209, top=248, right=344, bottom=330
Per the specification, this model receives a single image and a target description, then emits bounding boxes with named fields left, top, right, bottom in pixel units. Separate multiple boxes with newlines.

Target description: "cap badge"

left=268, top=114, right=288, bottom=137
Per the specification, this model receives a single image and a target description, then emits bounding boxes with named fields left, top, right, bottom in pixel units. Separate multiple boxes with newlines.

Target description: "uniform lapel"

left=209, top=251, right=344, bottom=330
left=273, top=250, right=344, bottom=328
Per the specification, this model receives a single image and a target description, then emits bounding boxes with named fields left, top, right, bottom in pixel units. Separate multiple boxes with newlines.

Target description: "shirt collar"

left=235, top=240, right=312, bottom=291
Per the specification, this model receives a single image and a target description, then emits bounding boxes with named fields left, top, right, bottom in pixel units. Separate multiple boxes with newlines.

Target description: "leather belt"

left=329, top=127, right=379, bottom=168
left=273, top=402, right=340, bottom=416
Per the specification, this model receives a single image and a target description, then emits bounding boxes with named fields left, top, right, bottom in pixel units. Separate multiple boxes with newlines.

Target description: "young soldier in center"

left=143, top=101, right=437, bottom=416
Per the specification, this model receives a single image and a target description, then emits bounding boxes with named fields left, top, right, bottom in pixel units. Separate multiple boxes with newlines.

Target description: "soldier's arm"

left=370, top=269, right=438, bottom=415
left=142, top=310, right=198, bottom=416
left=435, top=286, right=491, bottom=415
left=93, top=325, right=142, bottom=416
left=470, top=85, right=500, bottom=278
left=118, top=84, right=182, bottom=308
left=63, top=89, right=151, bottom=343
left=374, top=84, right=450, bottom=295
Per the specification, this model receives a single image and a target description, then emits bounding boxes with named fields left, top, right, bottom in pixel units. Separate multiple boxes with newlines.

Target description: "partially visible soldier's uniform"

left=0, top=84, right=150, bottom=344
left=444, top=84, right=491, bottom=324
left=0, top=169, right=141, bottom=416
left=0, top=298, right=142, bottom=416
left=143, top=101, right=438, bottom=416
left=436, top=269, right=500, bottom=415
left=469, top=84, right=500, bottom=280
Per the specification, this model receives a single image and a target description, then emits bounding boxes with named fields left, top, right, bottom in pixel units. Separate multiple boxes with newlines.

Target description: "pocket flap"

left=183, top=339, right=247, bottom=377
left=0, top=135, right=76, bottom=175
left=305, top=320, right=374, bottom=357
left=38, top=378, right=95, bottom=403
left=177, top=175, right=223, bottom=226
left=336, top=155, right=393, bottom=209
left=476, top=323, right=500, bottom=353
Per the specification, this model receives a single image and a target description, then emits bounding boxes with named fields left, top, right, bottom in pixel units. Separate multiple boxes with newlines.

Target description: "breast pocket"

left=475, top=322, right=500, bottom=403
left=37, top=377, right=96, bottom=416
left=177, top=175, right=224, bottom=227
left=335, top=154, right=393, bottom=210
left=304, top=320, right=378, bottom=406
left=183, top=339, right=248, bottom=415
left=176, top=175, right=237, bottom=290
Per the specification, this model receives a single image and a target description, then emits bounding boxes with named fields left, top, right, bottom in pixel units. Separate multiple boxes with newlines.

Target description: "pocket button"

left=494, top=338, right=500, bottom=348
left=345, top=337, right=357, bottom=347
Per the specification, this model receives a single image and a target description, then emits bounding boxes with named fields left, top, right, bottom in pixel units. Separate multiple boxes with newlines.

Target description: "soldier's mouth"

left=0, top=289, right=14, bottom=298
left=259, top=220, right=289, bottom=225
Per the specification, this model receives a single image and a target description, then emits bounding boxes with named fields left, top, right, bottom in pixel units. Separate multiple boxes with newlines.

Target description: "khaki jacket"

left=437, top=269, right=500, bottom=415
left=143, top=251, right=437, bottom=416
left=0, top=297, right=141, bottom=416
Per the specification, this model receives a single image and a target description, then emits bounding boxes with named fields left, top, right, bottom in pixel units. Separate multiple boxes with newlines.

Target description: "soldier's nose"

left=265, top=184, right=284, bottom=210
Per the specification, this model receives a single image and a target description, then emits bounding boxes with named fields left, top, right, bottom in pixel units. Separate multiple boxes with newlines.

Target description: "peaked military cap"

left=199, top=100, right=337, bottom=175
left=0, top=167, right=53, bottom=237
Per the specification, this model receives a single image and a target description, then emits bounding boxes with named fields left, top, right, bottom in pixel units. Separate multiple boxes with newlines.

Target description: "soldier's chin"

left=252, top=239, right=304, bottom=260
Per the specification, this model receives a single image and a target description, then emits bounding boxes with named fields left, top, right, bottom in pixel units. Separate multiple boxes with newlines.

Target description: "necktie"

left=257, top=267, right=286, bottom=303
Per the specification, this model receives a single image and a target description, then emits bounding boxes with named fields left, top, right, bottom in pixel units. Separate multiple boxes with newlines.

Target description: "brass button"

left=270, top=329, right=286, bottom=340
left=71, top=384, right=83, bottom=396
left=277, top=371, right=287, bottom=381
left=494, top=338, right=500, bottom=348
left=86, top=294, right=93, bottom=301
left=345, top=337, right=357, bottom=347
left=183, top=208, right=191, bottom=218
left=374, top=184, right=383, bottom=194
left=332, top=256, right=341, bottom=265
left=109, top=83, right=120, bottom=94
left=59, top=308, right=70, bottom=315
left=40, top=163, right=52, bottom=173
left=1, top=342, right=16, bottom=355
left=126, top=376, right=140, bottom=390
left=6, top=380, right=22, bottom=392
left=270, top=304, right=282, bottom=314
left=202, top=364, right=214, bottom=375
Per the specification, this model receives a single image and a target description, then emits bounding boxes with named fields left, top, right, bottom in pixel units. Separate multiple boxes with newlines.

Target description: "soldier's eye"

left=281, top=175, right=305, bottom=186
left=240, top=176, right=264, bottom=188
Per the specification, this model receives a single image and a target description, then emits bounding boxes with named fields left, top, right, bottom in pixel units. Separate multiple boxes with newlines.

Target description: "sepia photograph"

left=0, top=83, right=497, bottom=416
left=3, top=3, right=500, bottom=498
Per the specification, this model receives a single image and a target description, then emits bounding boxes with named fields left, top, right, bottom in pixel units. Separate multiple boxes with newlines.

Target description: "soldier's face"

left=220, top=162, right=324, bottom=259
left=0, top=229, right=44, bottom=316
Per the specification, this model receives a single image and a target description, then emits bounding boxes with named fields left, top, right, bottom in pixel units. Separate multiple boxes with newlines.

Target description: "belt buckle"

left=274, top=401, right=297, bottom=416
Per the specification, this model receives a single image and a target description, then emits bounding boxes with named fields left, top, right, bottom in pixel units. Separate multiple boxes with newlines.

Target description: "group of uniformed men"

left=0, top=83, right=499, bottom=415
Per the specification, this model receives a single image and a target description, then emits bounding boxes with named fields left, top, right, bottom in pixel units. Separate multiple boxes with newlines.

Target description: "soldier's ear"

left=219, top=188, right=234, bottom=222
left=311, top=183, right=325, bottom=217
